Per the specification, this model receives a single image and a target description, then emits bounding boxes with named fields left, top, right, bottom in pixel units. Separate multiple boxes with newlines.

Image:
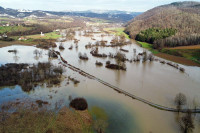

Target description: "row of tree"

left=154, top=34, right=200, bottom=49
left=174, top=93, right=199, bottom=133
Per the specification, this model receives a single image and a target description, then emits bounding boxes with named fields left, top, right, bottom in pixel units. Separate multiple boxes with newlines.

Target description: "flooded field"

left=0, top=28, right=200, bottom=133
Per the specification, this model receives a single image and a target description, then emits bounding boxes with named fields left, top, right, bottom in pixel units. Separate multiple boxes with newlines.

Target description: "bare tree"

left=59, top=43, right=65, bottom=50
left=148, top=54, right=154, bottom=61
left=115, top=51, right=126, bottom=66
left=142, top=51, right=147, bottom=62
left=119, top=35, right=126, bottom=44
left=33, top=49, right=40, bottom=57
left=175, top=93, right=187, bottom=112
left=133, top=48, right=136, bottom=54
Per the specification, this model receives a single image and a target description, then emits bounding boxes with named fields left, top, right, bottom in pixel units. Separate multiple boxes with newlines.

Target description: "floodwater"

left=0, top=29, right=200, bottom=133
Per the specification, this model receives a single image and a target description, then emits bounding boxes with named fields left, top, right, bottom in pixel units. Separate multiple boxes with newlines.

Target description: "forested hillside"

left=125, top=1, right=200, bottom=48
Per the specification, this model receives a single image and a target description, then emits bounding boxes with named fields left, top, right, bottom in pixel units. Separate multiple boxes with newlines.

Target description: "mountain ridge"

left=0, top=6, right=142, bottom=22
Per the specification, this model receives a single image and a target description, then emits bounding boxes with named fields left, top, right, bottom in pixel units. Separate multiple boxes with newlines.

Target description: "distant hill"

left=125, top=1, right=200, bottom=48
left=73, top=10, right=141, bottom=15
left=0, top=6, right=142, bottom=22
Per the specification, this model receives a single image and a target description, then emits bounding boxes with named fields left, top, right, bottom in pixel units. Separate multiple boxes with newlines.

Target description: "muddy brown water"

left=0, top=30, right=200, bottom=133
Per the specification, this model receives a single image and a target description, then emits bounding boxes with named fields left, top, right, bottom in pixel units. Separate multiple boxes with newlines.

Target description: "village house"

left=18, top=36, right=27, bottom=41
left=41, top=32, right=45, bottom=36
left=2, top=33, right=7, bottom=38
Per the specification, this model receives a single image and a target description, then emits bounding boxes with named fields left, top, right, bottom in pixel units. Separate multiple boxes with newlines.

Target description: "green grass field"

left=0, top=26, right=32, bottom=34
left=26, top=32, right=61, bottom=39
left=104, top=27, right=130, bottom=39
left=0, top=17, right=11, bottom=20
left=137, top=41, right=159, bottom=54
left=161, top=48, right=200, bottom=64
left=0, top=21, right=8, bottom=24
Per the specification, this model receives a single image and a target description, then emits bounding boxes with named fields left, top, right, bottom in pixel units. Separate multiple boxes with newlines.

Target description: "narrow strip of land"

left=168, top=45, right=200, bottom=50
left=53, top=50, right=200, bottom=113
left=156, top=53, right=200, bottom=67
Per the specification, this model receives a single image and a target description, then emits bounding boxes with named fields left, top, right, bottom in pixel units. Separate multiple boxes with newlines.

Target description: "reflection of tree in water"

left=115, top=68, right=126, bottom=85
left=12, top=48, right=19, bottom=63
left=115, top=70, right=121, bottom=84
left=75, top=44, right=79, bottom=52
left=13, top=55, right=19, bottom=63
left=34, top=56, right=39, bottom=60
left=33, top=49, right=43, bottom=61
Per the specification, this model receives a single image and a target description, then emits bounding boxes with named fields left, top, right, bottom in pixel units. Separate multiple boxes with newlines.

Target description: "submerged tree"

left=115, top=51, right=126, bottom=66
left=33, top=49, right=40, bottom=57
left=78, top=52, right=88, bottom=60
left=148, top=54, right=154, bottom=61
left=179, top=110, right=194, bottom=133
left=175, top=93, right=187, bottom=112
left=142, top=51, right=147, bottom=62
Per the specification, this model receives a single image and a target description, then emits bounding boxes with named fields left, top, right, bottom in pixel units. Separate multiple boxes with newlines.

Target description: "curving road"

left=53, top=50, right=200, bottom=113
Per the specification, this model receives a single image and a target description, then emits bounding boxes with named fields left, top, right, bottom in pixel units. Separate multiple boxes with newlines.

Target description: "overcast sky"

left=0, top=0, right=199, bottom=12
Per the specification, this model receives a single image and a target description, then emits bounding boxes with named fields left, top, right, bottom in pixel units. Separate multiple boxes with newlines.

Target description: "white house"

left=2, top=33, right=7, bottom=38
left=18, top=37, right=27, bottom=41
left=41, top=32, right=45, bottom=36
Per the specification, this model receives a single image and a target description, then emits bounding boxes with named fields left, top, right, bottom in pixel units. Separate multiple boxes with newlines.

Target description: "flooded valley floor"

left=0, top=28, right=200, bottom=133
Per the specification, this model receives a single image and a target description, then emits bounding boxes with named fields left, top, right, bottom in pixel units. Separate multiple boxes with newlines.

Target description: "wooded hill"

left=125, top=1, right=200, bottom=48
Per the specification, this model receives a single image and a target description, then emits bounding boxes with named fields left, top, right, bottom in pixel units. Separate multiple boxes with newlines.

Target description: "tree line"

left=135, top=28, right=176, bottom=44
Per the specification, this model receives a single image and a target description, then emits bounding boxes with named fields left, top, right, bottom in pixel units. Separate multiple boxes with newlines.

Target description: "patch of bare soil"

left=168, top=45, right=200, bottom=50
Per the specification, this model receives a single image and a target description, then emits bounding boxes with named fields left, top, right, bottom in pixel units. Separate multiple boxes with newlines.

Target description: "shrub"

left=174, top=93, right=187, bottom=112
left=69, top=98, right=88, bottom=111
left=95, top=61, right=103, bottom=66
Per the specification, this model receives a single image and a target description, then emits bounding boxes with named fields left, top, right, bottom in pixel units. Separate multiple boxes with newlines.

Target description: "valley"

left=0, top=1, right=200, bottom=133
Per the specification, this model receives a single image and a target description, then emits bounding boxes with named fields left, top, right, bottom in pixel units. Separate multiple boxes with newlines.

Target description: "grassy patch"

left=48, top=19, right=72, bottom=23
left=104, top=27, right=130, bottom=39
left=0, top=17, right=11, bottom=20
left=89, top=18, right=111, bottom=23
left=161, top=48, right=200, bottom=64
left=26, top=32, right=61, bottom=39
left=89, top=106, right=108, bottom=133
left=137, top=41, right=159, bottom=54
left=0, top=26, right=32, bottom=34
left=90, top=106, right=108, bottom=121
left=0, top=21, right=8, bottom=24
